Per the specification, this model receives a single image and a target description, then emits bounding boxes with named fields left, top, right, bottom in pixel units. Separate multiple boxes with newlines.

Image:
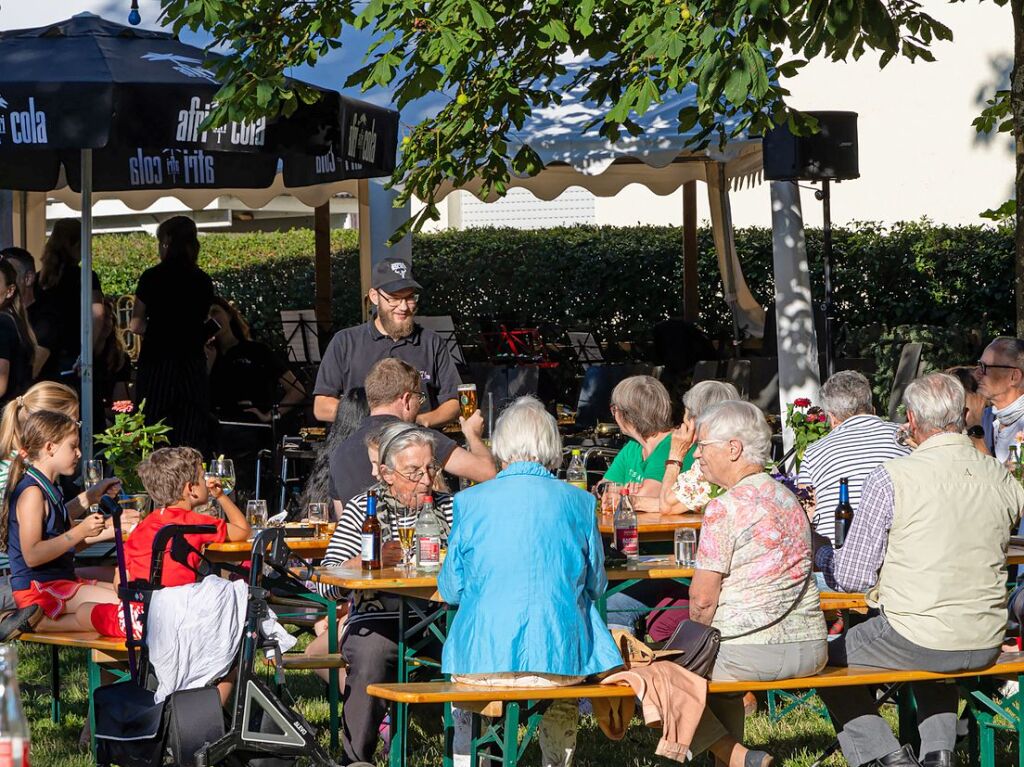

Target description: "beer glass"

left=458, top=384, right=477, bottom=420
left=674, top=528, right=698, bottom=567
left=208, top=459, right=236, bottom=495
left=246, top=499, right=268, bottom=530
left=306, top=502, right=329, bottom=537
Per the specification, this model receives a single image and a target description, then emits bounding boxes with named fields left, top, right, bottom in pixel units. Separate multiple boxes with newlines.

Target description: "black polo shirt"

left=313, top=321, right=461, bottom=411
left=328, top=414, right=458, bottom=502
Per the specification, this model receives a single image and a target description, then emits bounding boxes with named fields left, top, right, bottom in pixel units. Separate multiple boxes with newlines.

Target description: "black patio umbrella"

left=0, top=12, right=399, bottom=457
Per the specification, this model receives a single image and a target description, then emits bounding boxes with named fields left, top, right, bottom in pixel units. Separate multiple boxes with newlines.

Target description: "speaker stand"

left=815, top=178, right=836, bottom=379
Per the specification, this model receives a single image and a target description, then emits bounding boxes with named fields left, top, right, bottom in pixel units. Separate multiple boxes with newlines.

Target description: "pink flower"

left=793, top=398, right=811, bottom=408
left=112, top=401, right=134, bottom=414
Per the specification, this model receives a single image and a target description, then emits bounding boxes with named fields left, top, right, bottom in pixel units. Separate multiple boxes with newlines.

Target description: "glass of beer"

left=458, top=384, right=477, bottom=420
left=397, top=518, right=417, bottom=569
left=306, top=502, right=329, bottom=537
left=246, top=499, right=268, bottom=530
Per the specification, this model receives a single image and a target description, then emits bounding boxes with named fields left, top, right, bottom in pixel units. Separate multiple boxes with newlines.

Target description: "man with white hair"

left=976, top=337, right=1024, bottom=462
left=798, top=370, right=909, bottom=542
left=813, top=373, right=1024, bottom=767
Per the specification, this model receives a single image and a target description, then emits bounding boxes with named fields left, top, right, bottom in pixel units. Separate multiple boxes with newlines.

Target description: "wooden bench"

left=369, top=654, right=1024, bottom=767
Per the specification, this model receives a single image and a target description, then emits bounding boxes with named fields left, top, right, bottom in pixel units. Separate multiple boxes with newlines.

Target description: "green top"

left=681, top=442, right=697, bottom=472
left=604, top=434, right=673, bottom=485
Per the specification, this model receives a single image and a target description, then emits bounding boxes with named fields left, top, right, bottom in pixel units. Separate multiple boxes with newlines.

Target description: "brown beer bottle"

left=361, top=490, right=382, bottom=571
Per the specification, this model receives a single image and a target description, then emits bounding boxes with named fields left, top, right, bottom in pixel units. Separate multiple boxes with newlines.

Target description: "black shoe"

left=922, top=751, right=955, bottom=767
left=0, top=605, right=42, bottom=641
left=870, top=745, right=923, bottom=767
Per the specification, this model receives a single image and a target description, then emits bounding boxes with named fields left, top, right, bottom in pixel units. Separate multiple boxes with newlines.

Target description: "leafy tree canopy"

left=160, top=0, right=960, bottom=231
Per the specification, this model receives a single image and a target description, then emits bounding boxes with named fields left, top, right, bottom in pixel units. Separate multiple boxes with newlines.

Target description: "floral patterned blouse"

left=695, top=472, right=827, bottom=645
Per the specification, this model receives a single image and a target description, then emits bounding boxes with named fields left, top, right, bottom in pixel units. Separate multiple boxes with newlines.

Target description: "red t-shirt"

left=124, top=507, right=227, bottom=587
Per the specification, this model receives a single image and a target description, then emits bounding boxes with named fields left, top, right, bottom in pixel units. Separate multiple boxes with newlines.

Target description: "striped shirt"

left=317, top=489, right=453, bottom=619
left=798, top=414, right=910, bottom=543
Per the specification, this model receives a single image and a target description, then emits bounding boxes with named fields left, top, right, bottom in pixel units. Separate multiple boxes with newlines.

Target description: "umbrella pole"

left=80, top=149, right=95, bottom=471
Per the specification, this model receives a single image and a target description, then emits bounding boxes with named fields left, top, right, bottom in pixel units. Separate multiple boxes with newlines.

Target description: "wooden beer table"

left=204, top=532, right=332, bottom=563
left=597, top=512, right=702, bottom=542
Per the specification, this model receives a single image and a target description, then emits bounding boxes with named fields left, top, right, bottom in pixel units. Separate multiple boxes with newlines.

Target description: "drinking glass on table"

left=306, top=502, right=330, bottom=537
left=246, top=499, right=268, bottom=530
left=674, top=528, right=698, bottom=567
left=86, top=459, right=103, bottom=512
left=208, top=458, right=236, bottom=496
left=396, top=512, right=417, bottom=569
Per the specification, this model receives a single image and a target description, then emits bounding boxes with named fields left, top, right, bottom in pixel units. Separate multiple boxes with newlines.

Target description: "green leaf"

left=468, top=0, right=495, bottom=30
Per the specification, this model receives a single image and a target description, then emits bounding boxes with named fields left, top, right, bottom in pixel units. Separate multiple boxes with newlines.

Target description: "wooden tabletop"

left=205, top=535, right=331, bottom=562
left=597, top=512, right=703, bottom=536
left=312, top=558, right=872, bottom=613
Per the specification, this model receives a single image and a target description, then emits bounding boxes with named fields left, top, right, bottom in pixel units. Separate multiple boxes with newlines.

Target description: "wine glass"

left=246, top=499, right=268, bottom=530
left=306, top=502, right=329, bottom=537
left=209, top=458, right=236, bottom=496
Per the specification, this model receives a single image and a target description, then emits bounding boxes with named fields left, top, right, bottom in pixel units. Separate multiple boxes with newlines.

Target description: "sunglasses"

left=976, top=361, right=1021, bottom=376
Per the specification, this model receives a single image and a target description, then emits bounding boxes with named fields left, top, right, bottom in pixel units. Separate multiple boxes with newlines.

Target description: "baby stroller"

left=93, top=500, right=340, bottom=766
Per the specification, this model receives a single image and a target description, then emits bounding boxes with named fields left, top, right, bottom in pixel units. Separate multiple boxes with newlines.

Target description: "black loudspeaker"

left=763, top=111, right=859, bottom=181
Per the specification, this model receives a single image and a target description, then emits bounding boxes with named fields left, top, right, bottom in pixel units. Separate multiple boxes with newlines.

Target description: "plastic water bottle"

left=613, top=489, right=639, bottom=562
left=0, top=645, right=30, bottom=766
left=415, top=495, right=442, bottom=571
left=566, top=449, right=587, bottom=490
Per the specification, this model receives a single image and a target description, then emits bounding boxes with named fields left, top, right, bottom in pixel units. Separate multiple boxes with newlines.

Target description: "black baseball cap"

left=372, top=258, right=422, bottom=294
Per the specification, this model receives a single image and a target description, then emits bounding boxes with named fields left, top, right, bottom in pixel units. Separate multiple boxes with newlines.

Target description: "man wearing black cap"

left=312, top=258, right=462, bottom=427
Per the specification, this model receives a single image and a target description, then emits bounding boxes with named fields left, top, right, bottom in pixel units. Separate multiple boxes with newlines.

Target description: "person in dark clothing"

left=130, top=216, right=215, bottom=453
left=207, top=296, right=306, bottom=489
left=298, top=388, right=369, bottom=512
left=207, top=296, right=305, bottom=425
left=0, top=260, right=37, bottom=409
left=93, top=298, right=132, bottom=428
left=32, top=219, right=104, bottom=383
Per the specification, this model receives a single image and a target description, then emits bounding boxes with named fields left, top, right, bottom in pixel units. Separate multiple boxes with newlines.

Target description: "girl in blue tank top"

left=2, top=411, right=120, bottom=632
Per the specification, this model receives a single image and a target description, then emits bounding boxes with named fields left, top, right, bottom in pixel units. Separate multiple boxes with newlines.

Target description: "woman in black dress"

left=129, top=216, right=215, bottom=452
left=0, top=260, right=37, bottom=409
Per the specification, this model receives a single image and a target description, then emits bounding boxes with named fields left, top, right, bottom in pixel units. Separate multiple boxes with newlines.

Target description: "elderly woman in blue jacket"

left=439, top=396, right=622, bottom=767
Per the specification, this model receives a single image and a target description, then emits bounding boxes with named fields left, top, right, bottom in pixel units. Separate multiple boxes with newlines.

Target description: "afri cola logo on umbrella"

left=129, top=148, right=215, bottom=187
left=176, top=96, right=267, bottom=148
left=0, top=94, right=49, bottom=146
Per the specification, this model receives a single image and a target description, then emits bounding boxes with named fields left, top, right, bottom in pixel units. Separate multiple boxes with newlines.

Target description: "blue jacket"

left=438, top=462, right=623, bottom=677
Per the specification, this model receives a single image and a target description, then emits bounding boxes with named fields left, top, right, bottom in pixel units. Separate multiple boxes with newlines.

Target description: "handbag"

left=660, top=569, right=814, bottom=679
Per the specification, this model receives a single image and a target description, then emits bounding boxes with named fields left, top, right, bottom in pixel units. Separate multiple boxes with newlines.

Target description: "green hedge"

left=93, top=221, right=1014, bottom=404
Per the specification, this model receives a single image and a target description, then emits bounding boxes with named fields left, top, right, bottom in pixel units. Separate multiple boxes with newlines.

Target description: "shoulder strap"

left=719, top=567, right=814, bottom=642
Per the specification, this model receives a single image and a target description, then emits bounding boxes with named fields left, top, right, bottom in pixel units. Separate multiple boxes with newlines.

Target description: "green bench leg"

left=502, top=702, right=521, bottom=767
left=49, top=645, right=60, bottom=723
left=324, top=599, right=340, bottom=753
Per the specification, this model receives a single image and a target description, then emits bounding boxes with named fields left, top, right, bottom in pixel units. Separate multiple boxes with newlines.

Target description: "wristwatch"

left=665, top=457, right=684, bottom=468
left=966, top=425, right=984, bottom=439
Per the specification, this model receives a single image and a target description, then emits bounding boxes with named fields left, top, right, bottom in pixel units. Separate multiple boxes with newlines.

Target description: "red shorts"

left=13, top=578, right=97, bottom=619
left=90, top=602, right=145, bottom=639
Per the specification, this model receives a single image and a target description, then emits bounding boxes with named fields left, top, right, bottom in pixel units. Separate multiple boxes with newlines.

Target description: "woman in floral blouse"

left=687, top=400, right=827, bottom=767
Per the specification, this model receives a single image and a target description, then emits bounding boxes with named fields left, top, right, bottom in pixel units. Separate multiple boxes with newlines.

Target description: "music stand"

left=416, top=315, right=466, bottom=366
left=280, top=309, right=321, bottom=365
left=567, top=331, right=603, bottom=367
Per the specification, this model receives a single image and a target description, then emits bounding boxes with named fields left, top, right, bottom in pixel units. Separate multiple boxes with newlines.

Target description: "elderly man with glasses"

left=312, top=257, right=462, bottom=427
left=975, top=337, right=1024, bottom=462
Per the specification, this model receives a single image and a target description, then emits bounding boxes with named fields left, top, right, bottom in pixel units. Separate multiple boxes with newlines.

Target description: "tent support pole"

left=682, top=181, right=698, bottom=322
left=357, top=179, right=372, bottom=322
left=314, top=202, right=332, bottom=336
left=80, top=149, right=95, bottom=469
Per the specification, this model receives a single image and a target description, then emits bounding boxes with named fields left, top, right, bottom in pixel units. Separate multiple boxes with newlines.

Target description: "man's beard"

left=379, top=308, right=414, bottom=339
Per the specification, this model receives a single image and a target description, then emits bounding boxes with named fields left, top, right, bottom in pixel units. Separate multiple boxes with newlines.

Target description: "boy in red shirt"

left=91, top=446, right=251, bottom=637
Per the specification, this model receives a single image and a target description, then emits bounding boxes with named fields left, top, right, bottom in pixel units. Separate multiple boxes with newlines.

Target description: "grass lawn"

left=15, top=641, right=1020, bottom=766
